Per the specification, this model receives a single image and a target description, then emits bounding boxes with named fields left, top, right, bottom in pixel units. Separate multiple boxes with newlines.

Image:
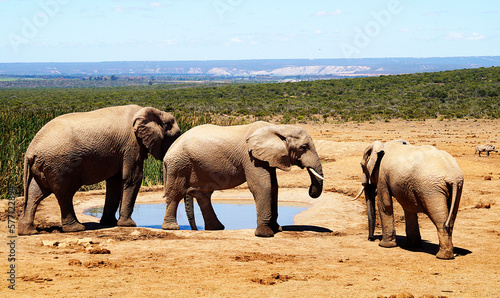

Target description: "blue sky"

left=1, top=0, right=499, bottom=62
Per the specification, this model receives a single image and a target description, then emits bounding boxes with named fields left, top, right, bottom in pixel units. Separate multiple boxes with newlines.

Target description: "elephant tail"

left=444, top=180, right=460, bottom=233
left=184, top=195, right=197, bottom=230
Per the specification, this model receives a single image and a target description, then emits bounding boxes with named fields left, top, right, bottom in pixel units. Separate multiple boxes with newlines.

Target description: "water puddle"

left=85, top=201, right=308, bottom=230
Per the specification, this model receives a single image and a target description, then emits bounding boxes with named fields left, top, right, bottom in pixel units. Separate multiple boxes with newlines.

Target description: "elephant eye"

left=299, top=144, right=308, bottom=151
left=164, top=122, right=173, bottom=130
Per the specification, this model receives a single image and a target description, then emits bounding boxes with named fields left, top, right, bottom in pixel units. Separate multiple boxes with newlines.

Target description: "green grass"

left=1, top=66, right=499, bottom=199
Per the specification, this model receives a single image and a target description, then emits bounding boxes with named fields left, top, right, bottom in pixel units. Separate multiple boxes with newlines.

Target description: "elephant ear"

left=133, top=107, right=164, bottom=160
left=361, top=141, right=384, bottom=185
left=246, top=126, right=291, bottom=171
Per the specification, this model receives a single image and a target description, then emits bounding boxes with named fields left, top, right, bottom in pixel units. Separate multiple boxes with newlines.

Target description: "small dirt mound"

left=251, top=273, right=292, bottom=285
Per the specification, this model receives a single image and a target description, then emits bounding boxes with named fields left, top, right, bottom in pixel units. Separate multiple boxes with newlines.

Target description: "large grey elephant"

left=474, top=144, right=497, bottom=157
left=19, top=105, right=181, bottom=235
left=162, top=121, right=324, bottom=237
left=356, top=140, right=463, bottom=259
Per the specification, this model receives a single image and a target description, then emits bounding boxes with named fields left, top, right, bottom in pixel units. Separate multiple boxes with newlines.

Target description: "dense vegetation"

left=1, top=66, right=499, bottom=199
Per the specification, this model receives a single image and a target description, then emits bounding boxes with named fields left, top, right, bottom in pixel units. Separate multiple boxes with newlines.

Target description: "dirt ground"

left=2, top=119, right=500, bottom=297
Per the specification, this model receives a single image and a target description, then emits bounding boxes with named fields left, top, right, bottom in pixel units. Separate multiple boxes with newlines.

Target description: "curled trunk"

left=364, top=184, right=376, bottom=241
left=307, top=165, right=324, bottom=198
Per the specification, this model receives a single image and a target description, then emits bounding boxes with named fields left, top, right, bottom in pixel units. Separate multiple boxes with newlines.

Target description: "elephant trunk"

left=307, top=165, right=323, bottom=198
left=364, top=184, right=376, bottom=241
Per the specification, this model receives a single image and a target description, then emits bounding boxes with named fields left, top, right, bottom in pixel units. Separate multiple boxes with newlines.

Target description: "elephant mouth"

left=307, top=167, right=324, bottom=181
left=307, top=167, right=324, bottom=199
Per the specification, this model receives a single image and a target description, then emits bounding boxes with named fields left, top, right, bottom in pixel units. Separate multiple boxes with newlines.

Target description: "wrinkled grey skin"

left=360, top=140, right=463, bottom=259
left=474, top=144, right=498, bottom=157
left=19, top=105, right=181, bottom=235
left=163, top=121, right=323, bottom=237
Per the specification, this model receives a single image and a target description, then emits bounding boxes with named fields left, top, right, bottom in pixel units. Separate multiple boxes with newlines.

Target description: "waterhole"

left=85, top=201, right=308, bottom=230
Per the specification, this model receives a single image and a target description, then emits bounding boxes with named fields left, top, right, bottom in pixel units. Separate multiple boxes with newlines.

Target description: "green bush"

left=1, top=66, right=499, bottom=199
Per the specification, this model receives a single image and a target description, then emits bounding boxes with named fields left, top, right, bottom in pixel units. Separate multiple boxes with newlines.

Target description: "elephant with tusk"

left=357, top=140, right=463, bottom=259
left=19, top=105, right=181, bottom=235
left=163, top=121, right=324, bottom=237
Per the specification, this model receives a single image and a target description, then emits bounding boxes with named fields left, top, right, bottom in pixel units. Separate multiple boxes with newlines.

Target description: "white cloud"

left=399, top=28, right=409, bottom=32
left=445, top=32, right=485, bottom=40
left=315, top=9, right=342, bottom=17
left=423, top=11, right=448, bottom=16
left=445, top=32, right=463, bottom=40
left=113, top=6, right=125, bottom=13
left=224, top=37, right=243, bottom=46
left=148, top=2, right=168, bottom=8
left=162, top=39, right=178, bottom=46
left=315, top=30, right=325, bottom=35
left=467, top=32, right=485, bottom=40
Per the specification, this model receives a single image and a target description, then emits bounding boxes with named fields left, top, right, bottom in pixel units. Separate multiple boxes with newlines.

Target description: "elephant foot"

left=100, top=216, right=118, bottom=227
left=117, top=217, right=137, bottom=227
left=62, top=221, right=85, bottom=233
left=255, top=225, right=275, bottom=237
left=270, top=223, right=282, bottom=234
left=18, top=223, right=38, bottom=235
left=436, top=249, right=454, bottom=260
left=162, top=221, right=180, bottom=230
left=205, top=221, right=225, bottom=231
left=379, top=239, right=397, bottom=248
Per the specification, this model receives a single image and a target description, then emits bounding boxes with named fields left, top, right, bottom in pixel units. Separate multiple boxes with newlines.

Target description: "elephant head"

left=356, top=140, right=409, bottom=240
left=358, top=140, right=385, bottom=240
left=246, top=125, right=324, bottom=198
left=133, top=107, right=181, bottom=160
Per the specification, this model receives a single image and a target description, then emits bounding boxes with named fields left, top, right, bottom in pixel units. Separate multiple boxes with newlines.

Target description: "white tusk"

left=352, top=187, right=364, bottom=201
left=308, top=168, right=325, bottom=181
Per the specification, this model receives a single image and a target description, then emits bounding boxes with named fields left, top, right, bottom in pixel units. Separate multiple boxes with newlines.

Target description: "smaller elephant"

left=356, top=140, right=463, bottom=259
left=162, top=121, right=324, bottom=237
left=19, top=105, right=181, bottom=235
left=474, top=144, right=497, bottom=157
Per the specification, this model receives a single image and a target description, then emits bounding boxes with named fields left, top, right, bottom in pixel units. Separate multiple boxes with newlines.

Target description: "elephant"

left=355, top=140, right=463, bottom=259
left=19, top=105, right=181, bottom=235
left=474, top=144, right=497, bottom=157
left=162, top=121, right=324, bottom=237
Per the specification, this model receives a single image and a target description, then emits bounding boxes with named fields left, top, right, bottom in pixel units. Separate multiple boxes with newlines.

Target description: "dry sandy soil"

left=2, top=119, right=500, bottom=297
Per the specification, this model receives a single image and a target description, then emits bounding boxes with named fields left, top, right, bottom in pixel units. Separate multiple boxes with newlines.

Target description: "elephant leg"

left=191, top=190, right=224, bottom=230
left=377, top=186, right=397, bottom=248
left=269, top=169, right=281, bottom=234
left=435, top=226, right=454, bottom=259
left=18, top=179, right=51, bottom=235
left=426, top=199, right=455, bottom=259
left=55, top=190, right=85, bottom=233
left=404, top=210, right=422, bottom=248
left=162, top=177, right=186, bottom=230
left=247, top=165, right=276, bottom=237
left=117, top=165, right=142, bottom=227
left=100, top=173, right=122, bottom=226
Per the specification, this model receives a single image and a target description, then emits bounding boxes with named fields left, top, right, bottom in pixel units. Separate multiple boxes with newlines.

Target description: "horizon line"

left=1, top=55, right=500, bottom=64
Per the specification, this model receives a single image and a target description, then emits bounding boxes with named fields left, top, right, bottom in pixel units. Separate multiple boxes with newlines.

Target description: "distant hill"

left=1, top=56, right=499, bottom=78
